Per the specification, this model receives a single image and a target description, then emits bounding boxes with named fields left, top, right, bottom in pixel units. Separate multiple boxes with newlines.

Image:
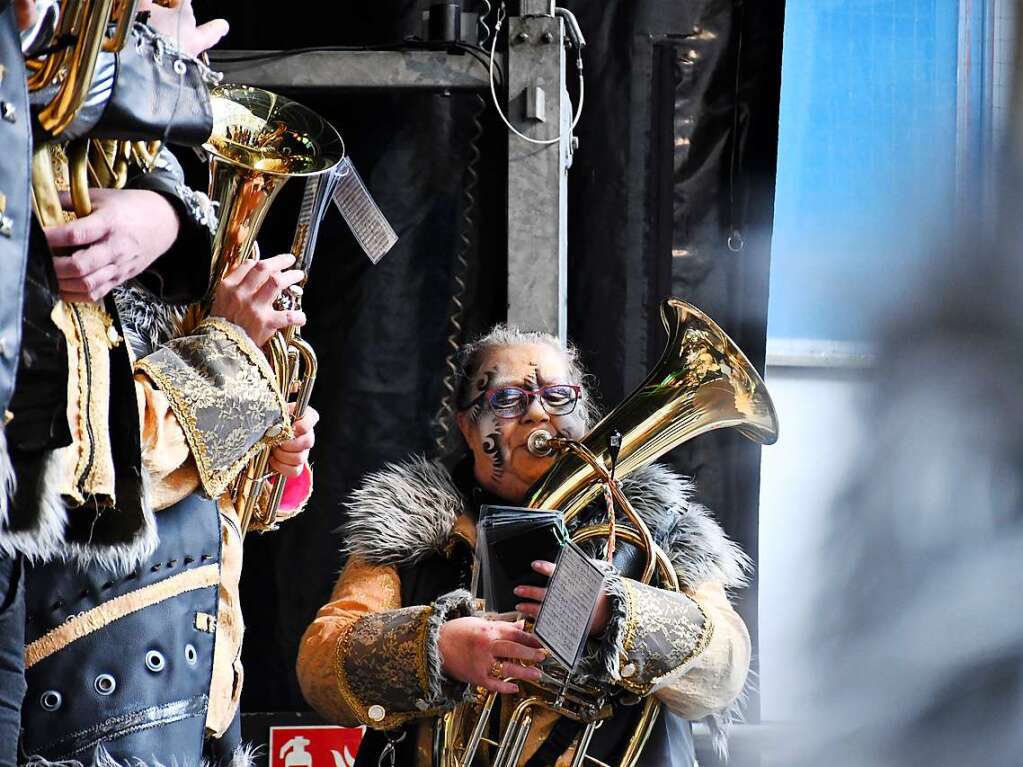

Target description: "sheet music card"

left=534, top=541, right=607, bottom=672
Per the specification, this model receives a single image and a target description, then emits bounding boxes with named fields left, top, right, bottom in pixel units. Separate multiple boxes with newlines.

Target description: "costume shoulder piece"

left=616, top=463, right=751, bottom=590
left=343, top=456, right=465, bottom=565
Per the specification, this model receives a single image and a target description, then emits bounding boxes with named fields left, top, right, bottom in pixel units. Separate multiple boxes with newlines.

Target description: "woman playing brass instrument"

left=297, top=327, right=751, bottom=767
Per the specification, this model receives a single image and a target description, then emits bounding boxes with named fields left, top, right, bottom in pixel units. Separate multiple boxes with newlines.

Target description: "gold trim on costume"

left=51, top=300, right=119, bottom=507
left=25, top=564, right=219, bottom=668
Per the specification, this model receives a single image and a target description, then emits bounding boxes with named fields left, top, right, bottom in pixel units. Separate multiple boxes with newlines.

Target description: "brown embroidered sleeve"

left=296, top=557, right=476, bottom=730
left=134, top=317, right=290, bottom=498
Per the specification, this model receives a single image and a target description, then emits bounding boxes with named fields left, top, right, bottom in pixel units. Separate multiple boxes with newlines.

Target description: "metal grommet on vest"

left=145, top=650, right=166, bottom=672
left=94, top=674, right=116, bottom=695
left=184, top=643, right=198, bottom=666
left=40, top=690, right=62, bottom=711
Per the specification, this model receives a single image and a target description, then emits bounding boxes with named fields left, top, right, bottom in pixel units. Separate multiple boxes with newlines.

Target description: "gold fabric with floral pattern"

left=336, top=605, right=433, bottom=729
left=135, top=317, right=290, bottom=497
left=619, top=579, right=714, bottom=694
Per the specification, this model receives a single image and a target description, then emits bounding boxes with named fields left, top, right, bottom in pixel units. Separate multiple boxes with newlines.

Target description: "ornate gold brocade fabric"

left=337, top=605, right=433, bottom=728
left=132, top=319, right=292, bottom=737
left=297, top=558, right=403, bottom=726
left=135, top=317, right=291, bottom=497
left=618, top=578, right=713, bottom=695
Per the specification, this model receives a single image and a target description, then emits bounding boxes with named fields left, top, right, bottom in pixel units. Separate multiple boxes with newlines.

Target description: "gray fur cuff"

left=426, top=589, right=479, bottom=706
left=577, top=562, right=628, bottom=684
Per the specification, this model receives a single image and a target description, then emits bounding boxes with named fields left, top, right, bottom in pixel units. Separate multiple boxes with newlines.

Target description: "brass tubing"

left=261, top=336, right=318, bottom=527
left=533, top=438, right=657, bottom=585
left=616, top=698, right=661, bottom=767
left=38, top=0, right=117, bottom=135
left=494, top=698, right=540, bottom=767
left=570, top=722, right=598, bottom=767
left=102, top=0, right=139, bottom=51
left=69, top=139, right=92, bottom=216
left=571, top=525, right=680, bottom=592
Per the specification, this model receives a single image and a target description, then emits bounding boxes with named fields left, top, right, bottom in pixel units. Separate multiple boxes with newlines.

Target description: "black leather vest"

left=21, top=493, right=224, bottom=761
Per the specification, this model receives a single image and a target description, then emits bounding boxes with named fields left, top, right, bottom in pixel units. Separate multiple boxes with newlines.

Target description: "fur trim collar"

left=343, top=456, right=750, bottom=590
left=343, top=456, right=464, bottom=566
left=113, top=283, right=186, bottom=359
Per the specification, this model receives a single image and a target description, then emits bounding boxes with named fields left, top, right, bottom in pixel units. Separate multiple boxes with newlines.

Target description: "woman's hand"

left=438, top=617, right=547, bottom=694
left=210, top=253, right=306, bottom=347
left=269, top=406, right=318, bottom=477
left=514, top=560, right=612, bottom=636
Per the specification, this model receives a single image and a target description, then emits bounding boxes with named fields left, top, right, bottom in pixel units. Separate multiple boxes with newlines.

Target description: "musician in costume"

left=1, top=1, right=317, bottom=762
left=297, top=327, right=752, bottom=767
left=0, top=1, right=229, bottom=762
left=18, top=253, right=316, bottom=764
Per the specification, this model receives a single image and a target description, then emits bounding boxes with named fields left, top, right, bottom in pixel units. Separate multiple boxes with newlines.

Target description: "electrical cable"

left=488, top=2, right=584, bottom=147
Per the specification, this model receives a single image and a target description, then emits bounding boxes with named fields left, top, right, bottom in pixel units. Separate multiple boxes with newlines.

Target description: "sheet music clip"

left=331, top=156, right=399, bottom=264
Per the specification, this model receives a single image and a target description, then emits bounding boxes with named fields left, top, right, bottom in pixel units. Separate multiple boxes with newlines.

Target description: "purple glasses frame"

left=474, top=384, right=582, bottom=418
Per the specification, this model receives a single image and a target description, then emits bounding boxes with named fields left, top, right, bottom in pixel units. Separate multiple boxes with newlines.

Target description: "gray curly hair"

left=453, top=325, right=598, bottom=429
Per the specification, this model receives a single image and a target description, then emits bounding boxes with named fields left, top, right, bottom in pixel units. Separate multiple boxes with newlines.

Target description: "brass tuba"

left=437, top=298, right=778, bottom=767
left=200, top=85, right=345, bottom=534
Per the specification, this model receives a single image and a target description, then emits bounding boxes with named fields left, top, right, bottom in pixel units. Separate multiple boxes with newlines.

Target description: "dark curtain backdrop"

left=190, top=0, right=785, bottom=719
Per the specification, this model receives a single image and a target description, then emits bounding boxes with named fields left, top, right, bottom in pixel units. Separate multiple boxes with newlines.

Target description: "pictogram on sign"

left=270, top=725, right=366, bottom=767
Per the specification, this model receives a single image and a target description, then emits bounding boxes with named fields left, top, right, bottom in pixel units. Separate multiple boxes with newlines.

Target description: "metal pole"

left=504, top=6, right=570, bottom=343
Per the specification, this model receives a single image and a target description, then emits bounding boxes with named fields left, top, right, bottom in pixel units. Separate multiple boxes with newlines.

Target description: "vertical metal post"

left=505, top=8, right=570, bottom=343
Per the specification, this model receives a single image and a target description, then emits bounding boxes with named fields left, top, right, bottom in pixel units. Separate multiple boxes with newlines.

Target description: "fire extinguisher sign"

left=270, top=725, right=366, bottom=767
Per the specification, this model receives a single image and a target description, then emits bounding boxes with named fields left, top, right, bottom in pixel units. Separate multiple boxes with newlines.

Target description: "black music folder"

left=475, top=505, right=568, bottom=614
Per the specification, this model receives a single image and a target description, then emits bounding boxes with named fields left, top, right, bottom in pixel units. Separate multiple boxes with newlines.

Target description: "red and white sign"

left=270, top=725, right=366, bottom=767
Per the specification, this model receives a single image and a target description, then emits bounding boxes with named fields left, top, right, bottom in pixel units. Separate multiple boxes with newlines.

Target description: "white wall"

left=756, top=350, right=872, bottom=721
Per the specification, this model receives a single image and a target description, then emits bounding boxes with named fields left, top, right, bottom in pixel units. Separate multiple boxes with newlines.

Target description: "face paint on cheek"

left=468, top=367, right=497, bottom=423
left=482, top=430, right=505, bottom=481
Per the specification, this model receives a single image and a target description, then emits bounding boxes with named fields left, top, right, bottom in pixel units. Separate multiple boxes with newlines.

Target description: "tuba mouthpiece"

left=527, top=430, right=555, bottom=457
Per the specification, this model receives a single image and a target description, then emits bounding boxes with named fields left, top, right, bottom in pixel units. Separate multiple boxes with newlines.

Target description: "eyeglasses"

left=473, top=384, right=582, bottom=419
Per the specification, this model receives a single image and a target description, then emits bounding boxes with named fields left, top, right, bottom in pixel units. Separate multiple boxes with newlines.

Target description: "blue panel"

left=769, top=1, right=962, bottom=341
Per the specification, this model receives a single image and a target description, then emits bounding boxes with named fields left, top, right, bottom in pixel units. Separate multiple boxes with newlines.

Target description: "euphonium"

left=200, top=85, right=345, bottom=534
left=438, top=298, right=778, bottom=767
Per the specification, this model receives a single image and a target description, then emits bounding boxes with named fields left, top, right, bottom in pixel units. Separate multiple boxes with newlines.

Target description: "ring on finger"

left=489, top=660, right=505, bottom=679
left=273, top=284, right=303, bottom=311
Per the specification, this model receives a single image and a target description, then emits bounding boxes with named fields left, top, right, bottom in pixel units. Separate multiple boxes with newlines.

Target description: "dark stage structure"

left=188, top=1, right=786, bottom=761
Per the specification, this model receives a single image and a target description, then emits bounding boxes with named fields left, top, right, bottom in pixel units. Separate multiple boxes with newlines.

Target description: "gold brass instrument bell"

left=437, top=298, right=778, bottom=767
left=201, top=85, right=345, bottom=534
